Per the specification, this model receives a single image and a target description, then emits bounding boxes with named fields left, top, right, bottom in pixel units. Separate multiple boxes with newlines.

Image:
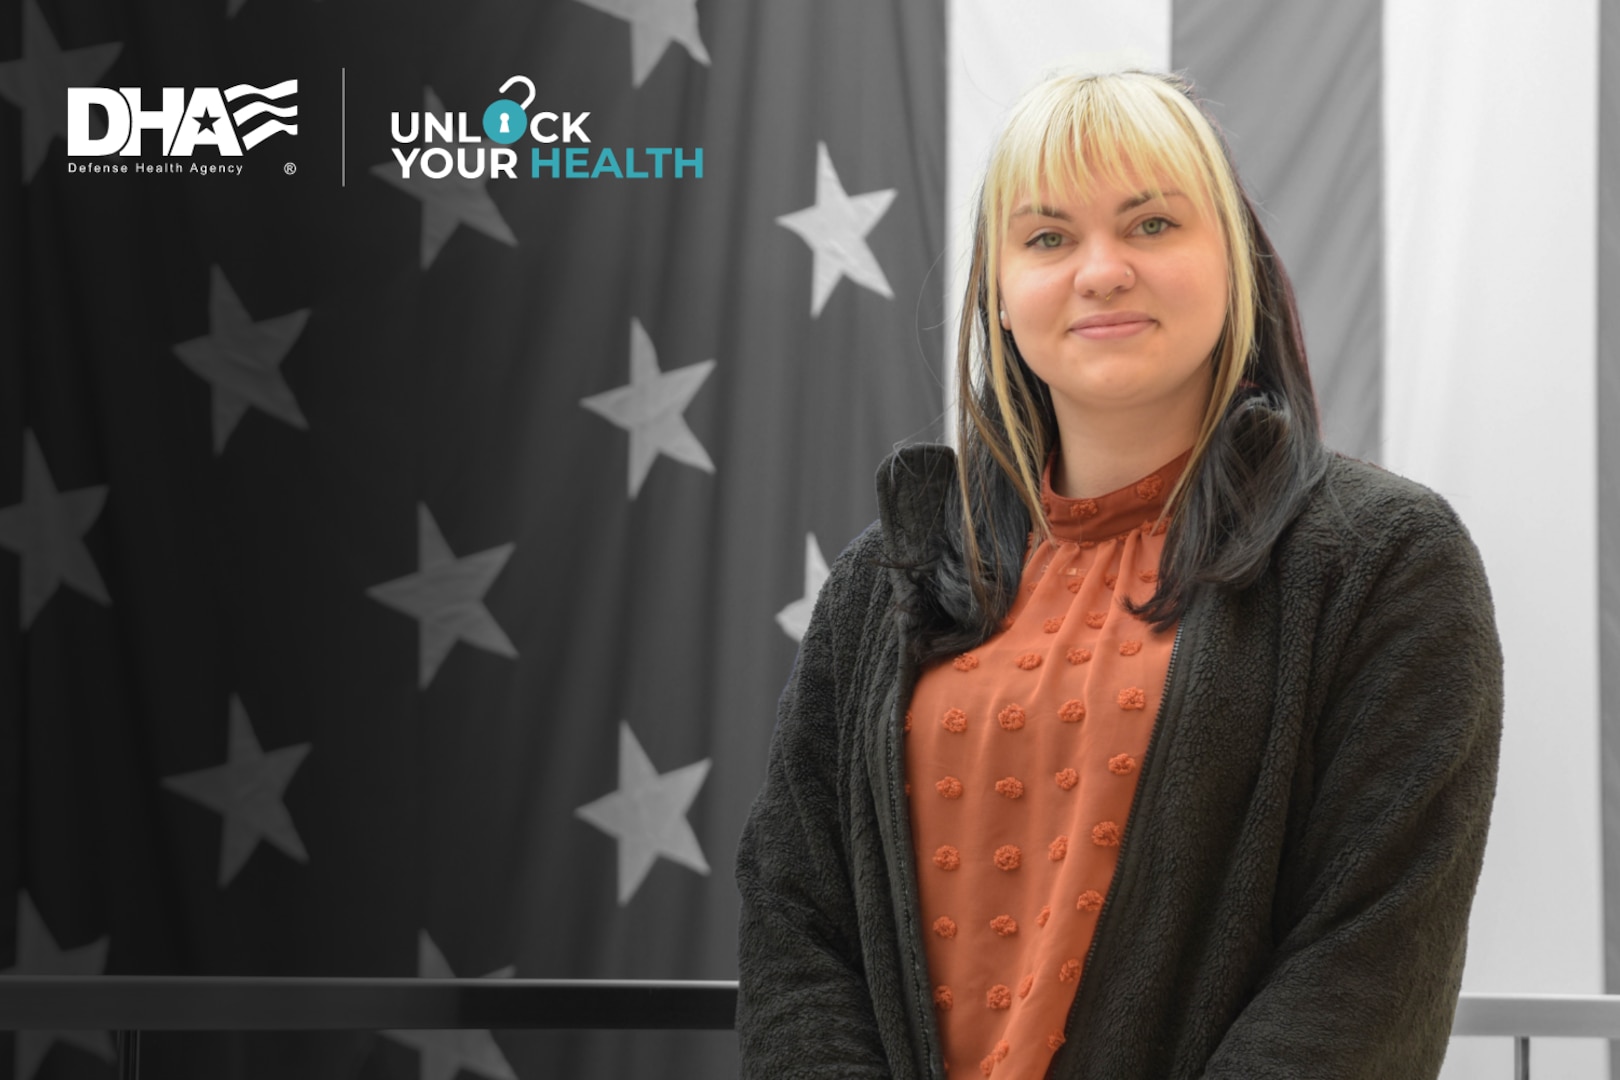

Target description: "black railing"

left=0, top=976, right=738, bottom=1080
left=0, top=976, right=738, bottom=1030
left=3, top=978, right=1612, bottom=1080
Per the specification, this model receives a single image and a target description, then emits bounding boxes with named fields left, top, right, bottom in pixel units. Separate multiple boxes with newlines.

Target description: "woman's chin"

left=1048, top=377, right=1158, bottom=413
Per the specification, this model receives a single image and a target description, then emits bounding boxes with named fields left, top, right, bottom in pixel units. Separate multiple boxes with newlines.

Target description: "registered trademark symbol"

left=284, top=162, right=296, bottom=175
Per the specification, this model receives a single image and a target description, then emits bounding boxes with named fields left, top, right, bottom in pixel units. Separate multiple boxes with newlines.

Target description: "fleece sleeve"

left=734, top=534, right=894, bottom=1078
left=1200, top=496, right=1504, bottom=1080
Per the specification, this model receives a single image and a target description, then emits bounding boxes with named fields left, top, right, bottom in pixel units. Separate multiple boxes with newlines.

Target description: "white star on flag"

left=161, top=695, right=311, bottom=887
left=775, top=533, right=829, bottom=643
left=0, top=0, right=122, bottom=182
left=575, top=722, right=711, bottom=905
left=381, top=931, right=518, bottom=1080
left=581, top=317, right=716, bottom=498
left=0, top=430, right=110, bottom=629
left=776, top=141, right=896, bottom=317
left=172, top=265, right=311, bottom=454
left=372, top=87, right=518, bottom=269
left=366, top=504, right=517, bottom=688
left=572, top=0, right=711, bottom=88
left=3, top=892, right=114, bottom=1080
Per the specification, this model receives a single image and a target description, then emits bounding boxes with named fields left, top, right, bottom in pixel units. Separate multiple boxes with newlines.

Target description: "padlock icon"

left=482, top=75, right=535, bottom=145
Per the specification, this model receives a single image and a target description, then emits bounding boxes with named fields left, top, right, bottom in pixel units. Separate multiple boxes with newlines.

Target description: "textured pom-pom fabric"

left=898, top=449, right=1186, bottom=1080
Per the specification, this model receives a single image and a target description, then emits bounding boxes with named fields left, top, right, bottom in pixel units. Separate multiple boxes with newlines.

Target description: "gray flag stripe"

left=1169, top=0, right=1382, bottom=462
left=1600, top=1, right=1620, bottom=1074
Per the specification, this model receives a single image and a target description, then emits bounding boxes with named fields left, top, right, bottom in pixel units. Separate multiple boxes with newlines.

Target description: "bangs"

left=987, top=72, right=1222, bottom=236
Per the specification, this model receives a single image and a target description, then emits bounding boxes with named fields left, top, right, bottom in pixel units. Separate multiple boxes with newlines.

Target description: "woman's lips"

left=1072, top=318, right=1154, bottom=340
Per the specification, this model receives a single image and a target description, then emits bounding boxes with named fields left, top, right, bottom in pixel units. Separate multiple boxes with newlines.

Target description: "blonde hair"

left=956, top=70, right=1258, bottom=589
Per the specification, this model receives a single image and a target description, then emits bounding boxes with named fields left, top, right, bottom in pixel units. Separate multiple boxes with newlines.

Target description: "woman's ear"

left=999, top=308, right=1010, bottom=330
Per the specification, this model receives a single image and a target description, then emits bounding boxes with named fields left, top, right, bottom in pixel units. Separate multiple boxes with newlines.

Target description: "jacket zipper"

left=1054, top=621, right=1185, bottom=1069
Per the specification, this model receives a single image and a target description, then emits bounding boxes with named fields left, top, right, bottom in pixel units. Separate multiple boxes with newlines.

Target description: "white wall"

left=1385, top=1, right=1604, bottom=1075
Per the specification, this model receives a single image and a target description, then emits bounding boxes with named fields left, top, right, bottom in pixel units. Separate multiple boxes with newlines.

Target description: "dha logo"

left=67, top=80, right=299, bottom=156
left=388, top=75, right=701, bottom=182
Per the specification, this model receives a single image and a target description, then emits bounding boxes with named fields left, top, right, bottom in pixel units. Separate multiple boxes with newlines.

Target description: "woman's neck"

left=1049, top=395, right=1206, bottom=499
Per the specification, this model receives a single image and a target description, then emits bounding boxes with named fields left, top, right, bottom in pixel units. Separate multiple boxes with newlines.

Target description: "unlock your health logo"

left=385, top=74, right=703, bottom=182
left=479, top=75, right=589, bottom=145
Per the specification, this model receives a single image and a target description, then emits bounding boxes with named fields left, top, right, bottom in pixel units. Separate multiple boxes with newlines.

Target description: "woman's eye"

left=1028, top=232, right=1063, bottom=250
left=1137, top=216, right=1174, bottom=236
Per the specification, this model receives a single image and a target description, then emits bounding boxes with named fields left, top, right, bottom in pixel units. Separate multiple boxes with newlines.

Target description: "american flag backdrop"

left=2, top=0, right=1619, bottom=1078
left=0, top=0, right=944, bottom=1075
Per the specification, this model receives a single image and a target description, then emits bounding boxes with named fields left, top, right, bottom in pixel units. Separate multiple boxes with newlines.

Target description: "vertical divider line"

left=341, top=67, right=346, bottom=187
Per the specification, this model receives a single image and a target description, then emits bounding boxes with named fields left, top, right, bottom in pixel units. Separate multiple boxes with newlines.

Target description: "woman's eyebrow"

left=1117, top=189, right=1183, bottom=213
left=1010, top=189, right=1186, bottom=220
left=1010, top=204, right=1069, bottom=221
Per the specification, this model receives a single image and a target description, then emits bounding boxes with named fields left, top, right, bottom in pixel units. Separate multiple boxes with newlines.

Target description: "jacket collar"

left=874, top=443, right=959, bottom=566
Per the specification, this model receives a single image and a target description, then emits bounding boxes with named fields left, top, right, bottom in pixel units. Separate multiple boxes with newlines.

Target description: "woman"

left=735, top=70, right=1501, bottom=1080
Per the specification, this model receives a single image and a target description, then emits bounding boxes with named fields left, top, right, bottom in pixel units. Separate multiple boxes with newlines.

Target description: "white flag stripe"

left=1385, top=1, right=1604, bottom=1077
left=223, top=79, right=296, bottom=102
left=229, top=101, right=297, bottom=124
left=240, top=121, right=297, bottom=150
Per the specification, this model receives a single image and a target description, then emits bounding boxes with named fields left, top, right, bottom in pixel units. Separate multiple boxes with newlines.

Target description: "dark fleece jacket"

left=735, top=444, right=1502, bottom=1079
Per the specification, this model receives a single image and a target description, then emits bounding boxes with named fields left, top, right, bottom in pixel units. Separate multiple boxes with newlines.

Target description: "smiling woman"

left=737, top=70, right=1503, bottom=1080
left=998, top=178, right=1228, bottom=497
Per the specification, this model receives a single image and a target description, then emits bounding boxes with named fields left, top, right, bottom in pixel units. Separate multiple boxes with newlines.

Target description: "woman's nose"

left=1072, top=240, right=1134, bottom=300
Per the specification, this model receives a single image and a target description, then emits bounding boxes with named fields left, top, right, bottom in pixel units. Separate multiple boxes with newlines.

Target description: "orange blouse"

left=904, top=450, right=1187, bottom=1078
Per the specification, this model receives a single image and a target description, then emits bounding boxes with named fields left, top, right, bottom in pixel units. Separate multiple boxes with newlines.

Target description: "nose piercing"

left=1092, top=267, right=1133, bottom=302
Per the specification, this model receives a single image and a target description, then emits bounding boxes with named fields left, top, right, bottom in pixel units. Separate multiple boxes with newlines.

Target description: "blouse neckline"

left=1039, top=447, right=1192, bottom=543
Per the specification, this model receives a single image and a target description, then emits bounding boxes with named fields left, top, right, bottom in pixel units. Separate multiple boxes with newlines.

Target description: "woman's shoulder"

left=799, top=444, right=960, bottom=645
left=874, top=442, right=959, bottom=563
left=1282, top=451, right=1485, bottom=580
left=826, top=519, right=890, bottom=586
left=1306, top=453, right=1470, bottom=530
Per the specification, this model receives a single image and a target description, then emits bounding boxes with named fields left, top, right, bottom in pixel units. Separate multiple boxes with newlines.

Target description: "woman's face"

left=997, top=170, right=1230, bottom=428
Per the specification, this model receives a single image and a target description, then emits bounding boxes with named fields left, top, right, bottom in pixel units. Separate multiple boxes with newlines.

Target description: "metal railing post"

left=114, top=1029, right=140, bottom=1080
left=1514, top=1035, right=1529, bottom=1080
